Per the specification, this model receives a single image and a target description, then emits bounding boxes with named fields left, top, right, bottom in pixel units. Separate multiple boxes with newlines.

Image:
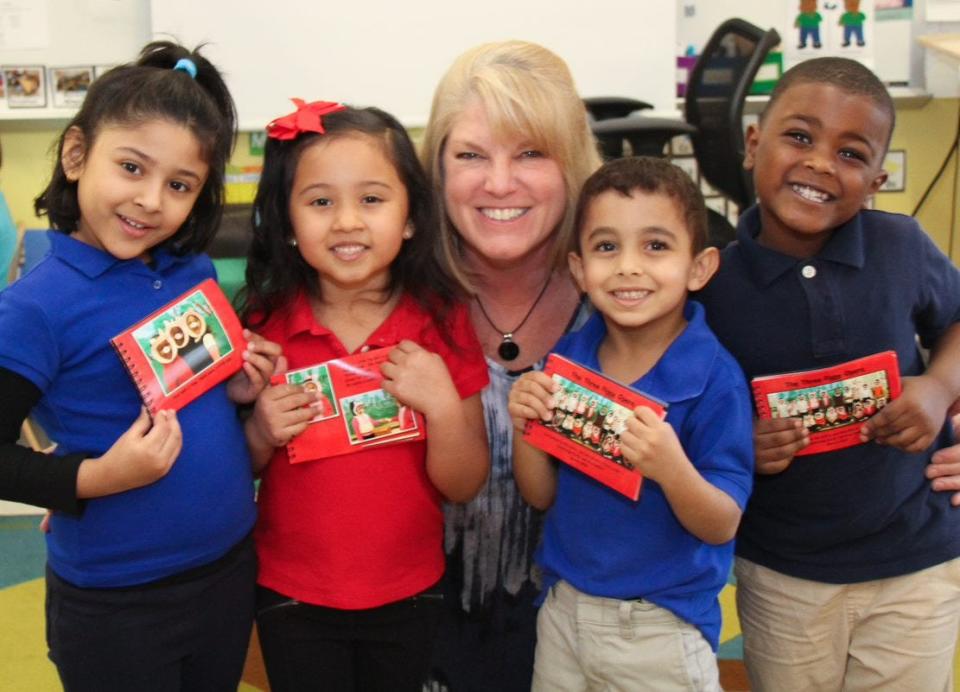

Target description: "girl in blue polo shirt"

left=0, top=42, right=279, bottom=691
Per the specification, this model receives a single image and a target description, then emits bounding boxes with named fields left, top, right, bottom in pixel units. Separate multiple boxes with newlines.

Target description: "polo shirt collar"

left=579, top=300, right=717, bottom=404
left=736, top=205, right=866, bottom=287
left=282, top=289, right=414, bottom=350
left=51, top=231, right=189, bottom=278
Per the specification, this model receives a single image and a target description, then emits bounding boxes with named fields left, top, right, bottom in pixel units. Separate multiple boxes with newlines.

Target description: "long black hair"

left=34, top=41, right=237, bottom=254
left=241, top=106, right=462, bottom=337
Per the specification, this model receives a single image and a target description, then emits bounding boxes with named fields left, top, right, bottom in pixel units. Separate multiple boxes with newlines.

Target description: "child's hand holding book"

left=507, top=371, right=558, bottom=434
left=77, top=407, right=182, bottom=498
left=225, top=331, right=284, bottom=404
left=620, top=406, right=691, bottom=484
left=379, top=340, right=459, bottom=422
left=753, top=418, right=810, bottom=475
left=860, top=375, right=955, bottom=453
left=245, top=380, right=317, bottom=468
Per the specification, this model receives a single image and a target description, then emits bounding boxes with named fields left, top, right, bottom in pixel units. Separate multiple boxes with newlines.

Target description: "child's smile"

left=288, top=134, right=410, bottom=295
left=569, top=189, right=715, bottom=346
left=62, top=121, right=208, bottom=262
left=744, top=82, right=890, bottom=257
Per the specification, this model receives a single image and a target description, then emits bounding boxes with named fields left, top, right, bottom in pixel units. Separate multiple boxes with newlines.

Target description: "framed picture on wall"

left=49, top=66, right=94, bottom=108
left=3, top=66, right=46, bottom=107
left=880, top=150, right=906, bottom=192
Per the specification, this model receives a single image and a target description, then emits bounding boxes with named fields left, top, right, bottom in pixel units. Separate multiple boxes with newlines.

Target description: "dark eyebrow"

left=783, top=114, right=879, bottom=156
left=296, top=181, right=395, bottom=195
left=584, top=226, right=679, bottom=242
left=116, top=146, right=203, bottom=182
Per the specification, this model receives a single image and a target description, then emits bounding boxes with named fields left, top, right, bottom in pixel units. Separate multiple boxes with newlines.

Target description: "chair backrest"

left=0, top=191, right=17, bottom=289
left=685, top=18, right=780, bottom=212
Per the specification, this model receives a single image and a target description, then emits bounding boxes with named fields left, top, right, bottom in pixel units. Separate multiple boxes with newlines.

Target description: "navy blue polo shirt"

left=0, top=233, right=256, bottom=587
left=537, top=301, right=754, bottom=650
left=696, top=206, right=960, bottom=583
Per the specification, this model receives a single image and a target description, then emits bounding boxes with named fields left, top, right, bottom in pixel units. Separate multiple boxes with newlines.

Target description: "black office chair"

left=585, top=18, right=781, bottom=248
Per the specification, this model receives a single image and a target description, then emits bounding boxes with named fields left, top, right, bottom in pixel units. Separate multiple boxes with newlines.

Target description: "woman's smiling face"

left=441, top=99, right=566, bottom=267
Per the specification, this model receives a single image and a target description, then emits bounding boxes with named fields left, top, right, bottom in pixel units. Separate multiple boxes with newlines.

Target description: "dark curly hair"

left=34, top=41, right=237, bottom=255
left=240, top=106, right=463, bottom=339
left=762, top=57, right=895, bottom=150
left=573, top=156, right=709, bottom=254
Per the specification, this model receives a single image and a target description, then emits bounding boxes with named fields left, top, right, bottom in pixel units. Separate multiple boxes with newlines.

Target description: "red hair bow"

left=266, top=99, right=347, bottom=141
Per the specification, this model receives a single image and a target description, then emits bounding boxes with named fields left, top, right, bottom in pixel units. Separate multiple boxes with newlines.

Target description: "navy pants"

left=46, top=534, right=256, bottom=692
left=255, top=583, right=443, bottom=692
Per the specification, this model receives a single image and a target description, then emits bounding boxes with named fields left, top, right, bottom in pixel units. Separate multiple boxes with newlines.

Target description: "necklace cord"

left=475, top=274, right=552, bottom=338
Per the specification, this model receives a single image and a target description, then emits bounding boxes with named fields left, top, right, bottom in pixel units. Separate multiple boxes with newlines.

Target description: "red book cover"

left=751, top=351, right=901, bottom=456
left=522, top=353, right=667, bottom=501
left=275, top=348, right=426, bottom=464
left=110, top=278, right=246, bottom=415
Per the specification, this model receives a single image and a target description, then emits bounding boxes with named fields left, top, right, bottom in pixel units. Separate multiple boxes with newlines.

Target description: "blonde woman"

left=421, top=40, right=600, bottom=690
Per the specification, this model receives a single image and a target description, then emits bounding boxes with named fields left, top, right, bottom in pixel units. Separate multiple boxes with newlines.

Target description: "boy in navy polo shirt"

left=509, top=156, right=754, bottom=691
left=696, top=57, right=960, bottom=691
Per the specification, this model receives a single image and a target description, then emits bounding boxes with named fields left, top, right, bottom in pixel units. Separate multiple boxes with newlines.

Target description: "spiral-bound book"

left=522, top=353, right=667, bottom=501
left=751, top=351, right=901, bottom=456
left=275, top=348, right=425, bottom=464
left=111, top=279, right=246, bottom=415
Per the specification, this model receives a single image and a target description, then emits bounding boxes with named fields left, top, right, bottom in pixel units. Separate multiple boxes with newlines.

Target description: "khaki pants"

left=532, top=579, right=720, bottom=692
left=735, top=556, right=960, bottom=692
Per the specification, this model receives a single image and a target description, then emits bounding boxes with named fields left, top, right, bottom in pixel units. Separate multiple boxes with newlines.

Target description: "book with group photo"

left=111, top=278, right=246, bottom=415
left=275, top=348, right=425, bottom=464
left=521, top=353, right=667, bottom=501
left=751, top=350, right=901, bottom=456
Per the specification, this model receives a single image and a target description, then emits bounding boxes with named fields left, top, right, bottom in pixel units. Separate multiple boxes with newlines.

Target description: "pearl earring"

left=288, top=237, right=298, bottom=247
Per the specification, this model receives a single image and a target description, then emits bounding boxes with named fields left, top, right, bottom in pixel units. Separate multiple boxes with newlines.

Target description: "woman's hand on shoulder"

left=380, top=340, right=458, bottom=420
left=507, top=371, right=557, bottom=435
left=226, top=330, right=284, bottom=404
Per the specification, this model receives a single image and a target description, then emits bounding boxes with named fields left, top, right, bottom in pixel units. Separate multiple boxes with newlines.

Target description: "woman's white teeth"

left=122, top=216, right=146, bottom=229
left=481, top=208, right=527, bottom=221
left=792, top=185, right=830, bottom=203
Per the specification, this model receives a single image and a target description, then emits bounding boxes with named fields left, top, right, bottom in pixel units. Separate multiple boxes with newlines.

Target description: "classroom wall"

left=4, top=98, right=959, bottom=263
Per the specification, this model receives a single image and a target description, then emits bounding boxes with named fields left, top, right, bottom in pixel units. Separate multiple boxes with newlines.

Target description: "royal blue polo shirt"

left=696, top=206, right=960, bottom=583
left=537, top=301, right=754, bottom=650
left=0, top=233, right=256, bottom=587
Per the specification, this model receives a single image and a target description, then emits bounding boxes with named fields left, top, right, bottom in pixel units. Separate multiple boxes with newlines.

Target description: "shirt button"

left=801, top=265, right=817, bottom=279
left=152, top=279, right=163, bottom=289
left=360, top=345, right=371, bottom=353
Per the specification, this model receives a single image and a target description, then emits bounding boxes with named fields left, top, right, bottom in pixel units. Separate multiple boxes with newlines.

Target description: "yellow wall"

left=874, top=98, right=960, bottom=262
left=3, top=100, right=959, bottom=261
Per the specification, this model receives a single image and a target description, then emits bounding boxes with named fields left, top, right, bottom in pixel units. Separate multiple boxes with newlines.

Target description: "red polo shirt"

left=254, top=291, right=488, bottom=609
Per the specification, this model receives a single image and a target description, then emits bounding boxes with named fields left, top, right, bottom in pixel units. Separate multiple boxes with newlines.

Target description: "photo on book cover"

left=544, top=374, right=632, bottom=470
left=341, top=391, right=419, bottom=446
left=762, top=368, right=891, bottom=435
left=132, top=289, right=236, bottom=396
left=284, top=363, right=338, bottom=423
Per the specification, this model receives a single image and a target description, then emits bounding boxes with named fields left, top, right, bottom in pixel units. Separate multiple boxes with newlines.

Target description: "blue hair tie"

left=173, top=58, right=197, bottom=79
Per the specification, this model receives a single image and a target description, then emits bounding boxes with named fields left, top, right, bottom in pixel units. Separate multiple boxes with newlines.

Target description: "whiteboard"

left=150, top=0, right=678, bottom=131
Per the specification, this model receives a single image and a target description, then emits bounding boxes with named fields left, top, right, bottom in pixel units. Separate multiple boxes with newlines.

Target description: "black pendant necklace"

left=475, top=276, right=552, bottom=362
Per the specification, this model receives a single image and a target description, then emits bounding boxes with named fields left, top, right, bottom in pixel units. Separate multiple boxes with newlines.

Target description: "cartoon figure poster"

left=783, top=0, right=876, bottom=72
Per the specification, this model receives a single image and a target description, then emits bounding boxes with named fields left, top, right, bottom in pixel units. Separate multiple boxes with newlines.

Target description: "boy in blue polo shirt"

left=696, top=57, right=960, bottom=691
left=509, top=156, right=754, bottom=691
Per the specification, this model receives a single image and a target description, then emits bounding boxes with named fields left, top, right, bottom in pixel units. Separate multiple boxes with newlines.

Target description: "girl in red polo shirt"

left=241, top=101, right=490, bottom=692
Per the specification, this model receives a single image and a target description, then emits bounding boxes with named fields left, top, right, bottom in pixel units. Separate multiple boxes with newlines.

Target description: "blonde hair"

left=420, top=40, right=601, bottom=291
